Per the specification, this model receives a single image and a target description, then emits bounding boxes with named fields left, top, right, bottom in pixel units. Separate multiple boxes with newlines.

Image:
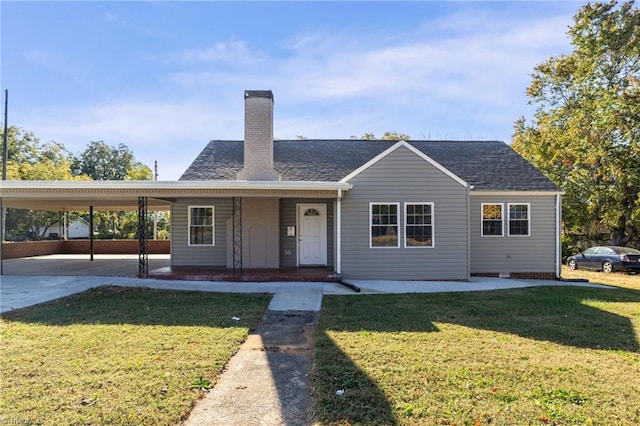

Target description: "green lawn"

left=4, top=275, right=640, bottom=425
left=561, top=265, right=640, bottom=290
left=312, top=285, right=640, bottom=425
left=0, top=287, right=270, bottom=425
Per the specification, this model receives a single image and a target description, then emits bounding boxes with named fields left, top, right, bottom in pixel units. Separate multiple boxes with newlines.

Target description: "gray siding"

left=171, top=198, right=232, bottom=267
left=341, top=146, right=469, bottom=280
left=280, top=199, right=334, bottom=268
left=470, top=195, right=557, bottom=274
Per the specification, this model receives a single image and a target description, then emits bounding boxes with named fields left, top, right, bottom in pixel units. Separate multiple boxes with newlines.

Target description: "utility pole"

left=2, top=89, right=6, bottom=181
left=1, top=89, right=8, bottom=275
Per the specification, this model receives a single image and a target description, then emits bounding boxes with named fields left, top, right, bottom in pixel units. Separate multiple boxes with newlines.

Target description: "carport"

left=0, top=180, right=174, bottom=276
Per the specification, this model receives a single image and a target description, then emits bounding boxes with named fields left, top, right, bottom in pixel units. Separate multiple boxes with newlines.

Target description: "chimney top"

left=244, top=90, right=274, bottom=101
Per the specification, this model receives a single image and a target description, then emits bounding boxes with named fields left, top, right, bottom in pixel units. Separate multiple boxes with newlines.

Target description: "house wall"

left=171, top=198, right=232, bottom=267
left=469, top=194, right=557, bottom=277
left=279, top=199, right=335, bottom=268
left=241, top=198, right=279, bottom=268
left=66, top=221, right=91, bottom=239
left=340, top=146, right=469, bottom=280
left=42, top=220, right=90, bottom=239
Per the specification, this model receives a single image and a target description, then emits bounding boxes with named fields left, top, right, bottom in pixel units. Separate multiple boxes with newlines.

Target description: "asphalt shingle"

left=179, top=139, right=560, bottom=191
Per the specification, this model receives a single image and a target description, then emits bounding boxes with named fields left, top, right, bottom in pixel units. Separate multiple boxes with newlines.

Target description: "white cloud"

left=178, top=39, right=254, bottom=64
left=160, top=7, right=573, bottom=115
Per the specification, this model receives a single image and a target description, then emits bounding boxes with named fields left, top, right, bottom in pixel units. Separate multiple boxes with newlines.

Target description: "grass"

left=0, top=286, right=270, bottom=425
left=561, top=265, right=640, bottom=290
left=312, top=284, right=640, bottom=425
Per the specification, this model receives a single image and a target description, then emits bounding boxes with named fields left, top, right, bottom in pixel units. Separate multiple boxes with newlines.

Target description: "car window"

left=617, top=247, right=640, bottom=255
left=596, top=247, right=614, bottom=255
left=583, top=247, right=597, bottom=255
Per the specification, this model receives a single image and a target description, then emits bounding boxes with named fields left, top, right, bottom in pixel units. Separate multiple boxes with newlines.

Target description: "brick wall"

left=2, top=240, right=170, bottom=259
left=1, top=240, right=63, bottom=259
left=471, top=272, right=557, bottom=280
left=510, top=272, right=557, bottom=280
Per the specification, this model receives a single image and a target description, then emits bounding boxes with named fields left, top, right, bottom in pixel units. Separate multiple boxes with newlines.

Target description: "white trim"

left=0, top=180, right=353, bottom=211
left=555, top=194, right=562, bottom=279
left=480, top=203, right=504, bottom=237
left=471, top=190, right=564, bottom=196
left=0, top=179, right=353, bottom=192
left=507, top=203, right=530, bottom=237
left=340, top=141, right=468, bottom=188
left=187, top=205, right=215, bottom=246
left=403, top=202, right=435, bottom=248
left=369, top=202, right=401, bottom=248
left=466, top=185, right=471, bottom=280
left=336, top=189, right=342, bottom=274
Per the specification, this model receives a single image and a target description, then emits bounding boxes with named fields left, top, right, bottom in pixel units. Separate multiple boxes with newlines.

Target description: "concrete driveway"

left=1, top=254, right=170, bottom=276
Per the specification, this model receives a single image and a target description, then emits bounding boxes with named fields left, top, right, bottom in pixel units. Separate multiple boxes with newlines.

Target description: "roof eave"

left=470, top=189, right=565, bottom=196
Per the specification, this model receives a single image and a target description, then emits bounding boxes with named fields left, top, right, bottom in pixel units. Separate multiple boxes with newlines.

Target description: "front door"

left=297, top=204, right=327, bottom=266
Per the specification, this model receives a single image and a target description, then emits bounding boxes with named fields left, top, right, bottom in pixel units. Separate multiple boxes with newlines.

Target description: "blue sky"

left=2, top=1, right=581, bottom=180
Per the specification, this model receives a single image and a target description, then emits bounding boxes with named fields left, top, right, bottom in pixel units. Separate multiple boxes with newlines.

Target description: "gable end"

left=340, top=141, right=468, bottom=188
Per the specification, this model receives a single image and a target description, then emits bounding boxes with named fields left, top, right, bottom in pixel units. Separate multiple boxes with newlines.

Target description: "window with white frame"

left=189, top=206, right=214, bottom=245
left=482, top=203, right=504, bottom=236
left=370, top=203, right=399, bottom=247
left=404, top=203, right=434, bottom=247
left=508, top=203, right=530, bottom=236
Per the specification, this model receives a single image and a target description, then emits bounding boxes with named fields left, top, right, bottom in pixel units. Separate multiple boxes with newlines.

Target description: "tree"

left=72, top=141, right=155, bottom=238
left=0, top=126, right=89, bottom=240
left=359, top=131, right=411, bottom=140
left=72, top=141, right=151, bottom=180
left=381, top=131, right=411, bottom=140
left=1, top=126, right=80, bottom=180
left=513, top=0, right=640, bottom=246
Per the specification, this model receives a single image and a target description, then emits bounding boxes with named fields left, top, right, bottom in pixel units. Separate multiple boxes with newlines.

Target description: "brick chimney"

left=236, top=90, right=279, bottom=181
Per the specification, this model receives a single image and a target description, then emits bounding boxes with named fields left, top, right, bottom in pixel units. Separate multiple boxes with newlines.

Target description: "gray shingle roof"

left=179, top=139, right=560, bottom=191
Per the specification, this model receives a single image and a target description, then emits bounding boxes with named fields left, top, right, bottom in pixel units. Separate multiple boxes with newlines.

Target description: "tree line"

left=0, top=126, right=169, bottom=241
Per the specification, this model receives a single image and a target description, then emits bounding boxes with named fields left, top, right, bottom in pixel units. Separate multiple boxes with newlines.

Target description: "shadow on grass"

left=311, top=329, right=401, bottom=425
left=319, top=286, right=640, bottom=352
left=0, top=285, right=270, bottom=328
left=311, top=285, right=640, bottom=424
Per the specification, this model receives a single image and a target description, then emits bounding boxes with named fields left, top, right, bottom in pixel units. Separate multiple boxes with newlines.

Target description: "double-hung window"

left=370, top=203, right=399, bottom=247
left=508, top=203, right=530, bottom=236
left=405, top=203, right=434, bottom=247
left=189, top=206, right=214, bottom=245
left=481, top=203, right=503, bottom=236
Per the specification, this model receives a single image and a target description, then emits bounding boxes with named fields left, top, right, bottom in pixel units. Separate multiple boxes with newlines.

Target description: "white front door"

left=297, top=204, right=327, bottom=266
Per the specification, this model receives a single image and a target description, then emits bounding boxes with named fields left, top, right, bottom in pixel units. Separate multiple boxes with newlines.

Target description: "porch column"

left=138, top=196, right=148, bottom=277
left=232, top=197, right=242, bottom=274
left=89, top=205, right=94, bottom=261
left=0, top=195, right=4, bottom=275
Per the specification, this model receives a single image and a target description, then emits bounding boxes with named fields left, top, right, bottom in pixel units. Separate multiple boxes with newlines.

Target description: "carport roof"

left=0, top=180, right=351, bottom=211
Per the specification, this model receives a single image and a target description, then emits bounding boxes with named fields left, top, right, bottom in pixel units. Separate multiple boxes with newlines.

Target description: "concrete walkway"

left=184, top=289, right=322, bottom=426
left=0, top=275, right=609, bottom=314
left=0, top=274, right=611, bottom=425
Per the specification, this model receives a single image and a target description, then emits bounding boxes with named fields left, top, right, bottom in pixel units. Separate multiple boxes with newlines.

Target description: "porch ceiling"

left=0, top=180, right=351, bottom=211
